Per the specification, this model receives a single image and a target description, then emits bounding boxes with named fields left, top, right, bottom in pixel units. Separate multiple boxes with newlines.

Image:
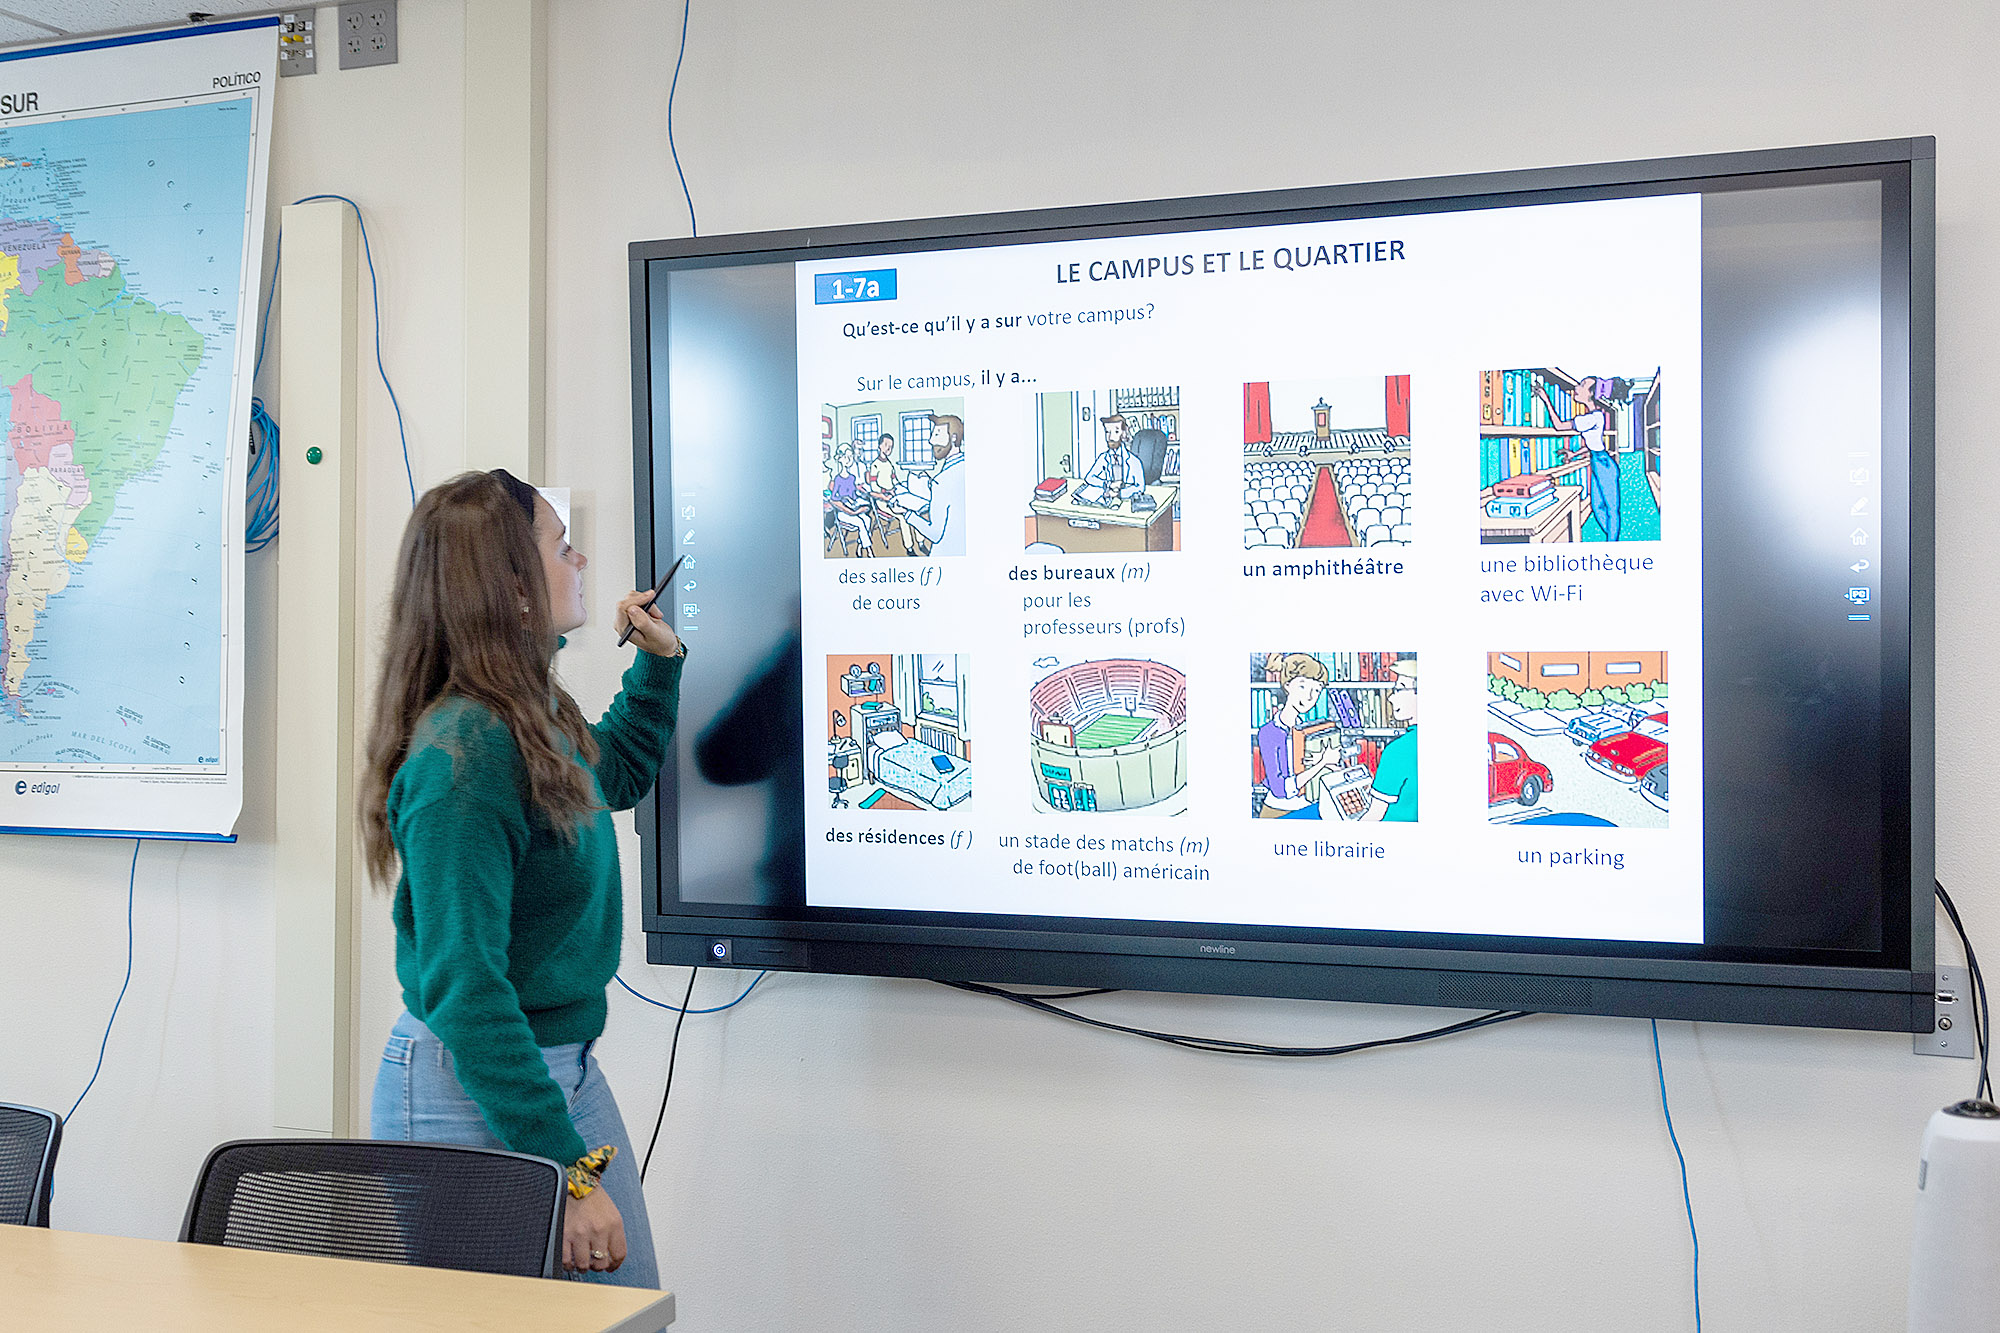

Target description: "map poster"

left=0, top=19, right=274, bottom=837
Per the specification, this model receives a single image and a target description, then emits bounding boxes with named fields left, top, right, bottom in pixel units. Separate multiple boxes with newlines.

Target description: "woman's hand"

left=615, top=588, right=684, bottom=657
left=563, top=1185, right=627, bottom=1274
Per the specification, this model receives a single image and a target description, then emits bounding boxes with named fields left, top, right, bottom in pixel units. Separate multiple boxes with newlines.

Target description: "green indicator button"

left=305, top=446, right=323, bottom=465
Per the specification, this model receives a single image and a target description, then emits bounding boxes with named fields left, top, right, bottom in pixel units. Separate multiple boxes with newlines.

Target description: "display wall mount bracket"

left=1914, top=965, right=1975, bottom=1059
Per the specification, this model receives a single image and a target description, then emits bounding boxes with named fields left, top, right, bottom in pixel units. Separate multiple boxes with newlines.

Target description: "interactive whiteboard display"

left=789, top=196, right=1705, bottom=943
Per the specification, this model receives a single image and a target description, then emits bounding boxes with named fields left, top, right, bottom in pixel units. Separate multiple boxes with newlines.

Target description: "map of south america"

left=0, top=29, right=267, bottom=835
left=0, top=219, right=204, bottom=711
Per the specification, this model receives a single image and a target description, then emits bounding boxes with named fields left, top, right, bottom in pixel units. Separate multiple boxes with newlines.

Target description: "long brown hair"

left=360, top=471, right=601, bottom=886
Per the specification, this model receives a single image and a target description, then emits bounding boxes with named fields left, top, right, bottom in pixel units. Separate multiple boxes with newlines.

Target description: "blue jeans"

left=1587, top=448, right=1622, bottom=542
left=369, top=1011, right=659, bottom=1290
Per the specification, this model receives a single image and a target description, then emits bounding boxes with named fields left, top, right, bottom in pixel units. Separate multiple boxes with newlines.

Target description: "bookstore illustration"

left=1485, top=650, right=1668, bottom=828
left=820, top=395, right=966, bottom=558
left=1242, top=376, right=1413, bottom=551
left=826, top=654, right=973, bottom=811
left=1477, top=368, right=1662, bottom=545
left=1026, top=388, right=1181, bottom=553
left=1028, top=657, right=1187, bottom=813
left=1249, top=652, right=1419, bottom=821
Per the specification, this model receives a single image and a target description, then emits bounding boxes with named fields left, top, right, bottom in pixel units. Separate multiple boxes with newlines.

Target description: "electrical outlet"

left=1915, top=965, right=1976, bottom=1059
left=337, top=0, right=398, bottom=70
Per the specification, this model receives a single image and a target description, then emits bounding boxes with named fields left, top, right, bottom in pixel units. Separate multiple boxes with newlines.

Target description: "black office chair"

left=180, top=1139, right=566, bottom=1278
left=0, top=1102, right=62, bottom=1227
left=829, top=773, right=850, bottom=807
left=1129, top=427, right=1170, bottom=484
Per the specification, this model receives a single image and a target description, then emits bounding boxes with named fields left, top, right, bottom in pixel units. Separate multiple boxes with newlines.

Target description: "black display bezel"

left=631, top=138, right=1935, bottom=1032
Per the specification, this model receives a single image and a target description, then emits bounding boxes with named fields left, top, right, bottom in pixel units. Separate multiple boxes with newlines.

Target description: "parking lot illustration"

left=1486, top=651, right=1667, bottom=829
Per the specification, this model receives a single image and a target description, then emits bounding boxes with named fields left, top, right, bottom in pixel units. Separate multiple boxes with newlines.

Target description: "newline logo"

left=1199, top=943, right=1238, bottom=955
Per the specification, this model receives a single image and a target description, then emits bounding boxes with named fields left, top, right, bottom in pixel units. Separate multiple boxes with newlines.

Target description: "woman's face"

left=1283, top=675, right=1324, bottom=714
left=1575, top=377, right=1599, bottom=410
left=533, top=495, right=588, bottom=635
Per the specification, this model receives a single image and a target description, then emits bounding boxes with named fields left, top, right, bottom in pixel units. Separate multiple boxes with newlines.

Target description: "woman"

left=1535, top=375, right=1631, bottom=542
left=359, top=469, right=686, bottom=1287
left=827, top=443, right=872, bottom=554
left=1256, top=653, right=1339, bottom=818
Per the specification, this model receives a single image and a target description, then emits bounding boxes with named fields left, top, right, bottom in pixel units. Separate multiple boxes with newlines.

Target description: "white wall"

left=4, top=1, right=1996, bottom=1329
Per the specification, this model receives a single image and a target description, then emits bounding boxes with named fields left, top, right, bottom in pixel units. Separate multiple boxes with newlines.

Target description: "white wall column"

left=273, top=199, right=360, bottom=1137
left=463, top=0, right=547, bottom=478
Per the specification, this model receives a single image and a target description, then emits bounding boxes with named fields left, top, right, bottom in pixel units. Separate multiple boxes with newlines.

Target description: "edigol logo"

left=16, top=780, right=58, bottom=795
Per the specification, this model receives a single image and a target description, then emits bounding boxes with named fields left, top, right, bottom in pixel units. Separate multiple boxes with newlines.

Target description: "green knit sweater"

left=388, top=647, right=685, bottom=1166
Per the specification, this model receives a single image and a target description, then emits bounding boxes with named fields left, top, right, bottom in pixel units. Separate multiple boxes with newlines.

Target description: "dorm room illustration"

left=826, top=653, right=973, bottom=810
left=1242, top=375, right=1412, bottom=551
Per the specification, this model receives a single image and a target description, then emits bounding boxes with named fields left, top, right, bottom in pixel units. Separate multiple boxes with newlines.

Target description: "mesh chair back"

left=180, top=1139, right=565, bottom=1278
left=0, top=1102, right=61, bottom=1226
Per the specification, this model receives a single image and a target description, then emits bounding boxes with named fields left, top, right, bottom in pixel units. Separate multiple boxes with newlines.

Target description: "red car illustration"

left=1585, top=732, right=1669, bottom=784
left=1488, top=732, right=1554, bottom=806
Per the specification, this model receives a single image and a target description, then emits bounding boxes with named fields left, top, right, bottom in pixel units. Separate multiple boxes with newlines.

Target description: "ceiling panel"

left=0, top=2, right=282, bottom=39
left=0, top=17, right=63, bottom=41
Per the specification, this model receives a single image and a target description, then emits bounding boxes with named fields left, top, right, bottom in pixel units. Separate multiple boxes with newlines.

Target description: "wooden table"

left=1, top=1225, right=675, bottom=1332
left=1030, top=481, right=1179, bottom=552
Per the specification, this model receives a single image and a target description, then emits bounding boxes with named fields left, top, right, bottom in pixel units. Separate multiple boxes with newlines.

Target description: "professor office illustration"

left=1027, top=388, right=1181, bottom=553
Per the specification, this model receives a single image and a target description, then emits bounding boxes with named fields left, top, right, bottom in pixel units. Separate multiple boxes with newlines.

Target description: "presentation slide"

left=792, top=196, right=1702, bottom=944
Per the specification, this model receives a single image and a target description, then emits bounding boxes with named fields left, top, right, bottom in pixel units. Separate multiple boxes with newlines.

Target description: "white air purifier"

left=1908, top=1098, right=2000, bottom=1331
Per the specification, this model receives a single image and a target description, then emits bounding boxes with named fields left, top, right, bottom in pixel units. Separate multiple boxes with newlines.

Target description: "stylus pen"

left=616, top=555, right=685, bottom=647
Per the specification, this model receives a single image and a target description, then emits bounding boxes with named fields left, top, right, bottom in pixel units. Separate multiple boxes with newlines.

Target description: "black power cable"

left=940, top=978, right=1531, bottom=1057
left=1934, top=881, right=1992, bottom=1102
left=640, top=966, right=698, bottom=1184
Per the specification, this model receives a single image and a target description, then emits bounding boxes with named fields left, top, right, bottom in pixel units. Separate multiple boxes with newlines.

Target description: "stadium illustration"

left=1028, top=657, right=1188, bottom=814
left=1243, top=375, right=1412, bottom=551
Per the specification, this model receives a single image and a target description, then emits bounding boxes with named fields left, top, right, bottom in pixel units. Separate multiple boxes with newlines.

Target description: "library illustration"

left=1026, top=387, right=1181, bottom=553
left=1250, top=652, right=1418, bottom=821
left=1485, top=650, right=1668, bottom=828
left=1028, top=656, right=1187, bottom=814
left=826, top=654, right=973, bottom=811
left=1477, top=368, right=1662, bottom=545
left=820, top=395, right=966, bottom=558
left=1243, top=376, right=1413, bottom=551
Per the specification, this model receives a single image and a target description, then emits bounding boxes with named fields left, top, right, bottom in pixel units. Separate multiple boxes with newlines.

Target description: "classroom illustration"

left=820, top=396, right=966, bottom=558
left=1485, top=650, right=1668, bottom=828
left=1026, top=388, right=1181, bottom=553
left=1028, top=656, right=1187, bottom=814
left=1250, top=652, right=1418, bottom=821
left=826, top=654, right=973, bottom=811
left=1477, top=368, right=1662, bottom=544
left=1242, top=376, right=1413, bottom=551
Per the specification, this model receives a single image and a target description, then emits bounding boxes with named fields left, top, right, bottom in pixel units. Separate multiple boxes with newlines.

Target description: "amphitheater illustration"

left=1242, top=375, right=1413, bottom=551
left=1028, top=657, right=1188, bottom=814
